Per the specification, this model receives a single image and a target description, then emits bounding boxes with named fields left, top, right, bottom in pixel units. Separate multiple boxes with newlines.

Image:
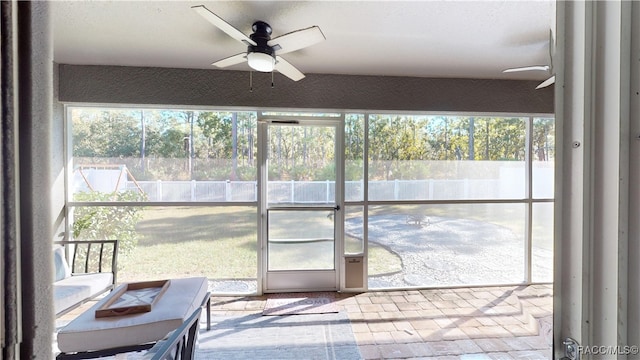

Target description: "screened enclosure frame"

left=63, top=103, right=554, bottom=294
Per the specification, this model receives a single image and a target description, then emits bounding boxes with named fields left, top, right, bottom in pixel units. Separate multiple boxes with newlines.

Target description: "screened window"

left=367, top=115, right=527, bottom=201
left=68, top=107, right=259, bottom=294
left=69, top=108, right=258, bottom=202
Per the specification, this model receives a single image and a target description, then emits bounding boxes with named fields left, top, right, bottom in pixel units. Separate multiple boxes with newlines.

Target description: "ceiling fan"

left=192, top=5, right=325, bottom=82
left=503, top=30, right=555, bottom=89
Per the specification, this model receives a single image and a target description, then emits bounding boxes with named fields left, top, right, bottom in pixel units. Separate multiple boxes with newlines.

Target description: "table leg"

left=206, top=296, right=211, bottom=330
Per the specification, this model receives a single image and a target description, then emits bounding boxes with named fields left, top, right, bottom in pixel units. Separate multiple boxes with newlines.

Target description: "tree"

left=197, top=112, right=229, bottom=157
left=72, top=109, right=141, bottom=158
left=140, top=110, right=146, bottom=173
left=533, top=118, right=555, bottom=161
left=71, top=108, right=541, bottom=185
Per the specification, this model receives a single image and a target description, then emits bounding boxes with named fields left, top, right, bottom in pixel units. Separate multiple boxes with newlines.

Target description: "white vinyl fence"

left=119, top=176, right=551, bottom=202
left=74, top=164, right=554, bottom=202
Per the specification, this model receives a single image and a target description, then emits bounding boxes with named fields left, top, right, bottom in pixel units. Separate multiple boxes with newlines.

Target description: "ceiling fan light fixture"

left=247, top=52, right=276, bottom=72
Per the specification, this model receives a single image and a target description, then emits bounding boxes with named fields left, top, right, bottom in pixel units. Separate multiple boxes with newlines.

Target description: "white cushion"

left=53, top=246, right=71, bottom=281
left=57, top=277, right=208, bottom=353
left=54, top=273, right=113, bottom=315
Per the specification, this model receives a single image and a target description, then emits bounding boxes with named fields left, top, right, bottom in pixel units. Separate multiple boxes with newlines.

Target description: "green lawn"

left=117, top=203, right=549, bottom=284
left=118, top=206, right=258, bottom=283
left=117, top=206, right=402, bottom=283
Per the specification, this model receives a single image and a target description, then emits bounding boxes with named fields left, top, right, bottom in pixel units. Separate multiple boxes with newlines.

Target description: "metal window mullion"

left=365, top=198, right=547, bottom=206
left=64, top=105, right=72, bottom=241
left=335, top=114, right=345, bottom=282
left=525, top=116, right=534, bottom=283
left=256, top=114, right=268, bottom=295
left=68, top=201, right=258, bottom=207
left=363, top=113, right=370, bottom=287
left=348, top=198, right=554, bottom=206
left=268, top=206, right=337, bottom=212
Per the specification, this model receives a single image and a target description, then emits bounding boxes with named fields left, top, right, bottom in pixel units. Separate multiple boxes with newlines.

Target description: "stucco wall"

left=19, top=2, right=54, bottom=358
left=52, top=64, right=65, bottom=237
left=58, top=64, right=553, bottom=114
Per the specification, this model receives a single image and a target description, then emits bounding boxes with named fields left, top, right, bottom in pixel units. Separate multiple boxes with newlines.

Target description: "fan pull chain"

left=249, top=71, right=253, bottom=92
left=271, top=71, right=274, bottom=88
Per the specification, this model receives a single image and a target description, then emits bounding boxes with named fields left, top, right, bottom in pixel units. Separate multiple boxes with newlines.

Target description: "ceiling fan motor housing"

left=248, top=21, right=275, bottom=58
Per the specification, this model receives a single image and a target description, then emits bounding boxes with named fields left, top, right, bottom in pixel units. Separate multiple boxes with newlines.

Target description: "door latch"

left=561, top=337, right=580, bottom=360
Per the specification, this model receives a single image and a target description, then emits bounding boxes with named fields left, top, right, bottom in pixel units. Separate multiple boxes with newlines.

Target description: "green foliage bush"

left=72, top=191, right=147, bottom=256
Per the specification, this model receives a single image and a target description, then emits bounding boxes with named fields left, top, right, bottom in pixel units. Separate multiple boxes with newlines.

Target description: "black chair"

left=142, top=306, right=203, bottom=360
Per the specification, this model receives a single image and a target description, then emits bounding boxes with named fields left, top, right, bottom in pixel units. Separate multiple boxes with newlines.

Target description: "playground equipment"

left=73, top=164, right=144, bottom=195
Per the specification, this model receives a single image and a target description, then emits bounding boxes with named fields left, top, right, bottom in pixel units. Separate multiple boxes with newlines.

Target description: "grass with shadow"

left=118, top=206, right=402, bottom=284
left=118, top=206, right=257, bottom=283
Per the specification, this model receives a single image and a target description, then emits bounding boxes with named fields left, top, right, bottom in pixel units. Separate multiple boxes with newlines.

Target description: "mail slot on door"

left=344, top=256, right=364, bottom=289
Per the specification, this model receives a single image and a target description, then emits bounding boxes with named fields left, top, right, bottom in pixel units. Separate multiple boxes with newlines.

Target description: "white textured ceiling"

left=52, top=1, right=555, bottom=81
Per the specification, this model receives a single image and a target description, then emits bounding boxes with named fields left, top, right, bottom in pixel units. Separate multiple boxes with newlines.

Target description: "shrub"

left=72, top=191, right=147, bottom=256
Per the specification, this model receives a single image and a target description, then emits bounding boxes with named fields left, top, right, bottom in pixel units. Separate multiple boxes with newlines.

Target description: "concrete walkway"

left=204, top=213, right=553, bottom=294
left=347, top=215, right=553, bottom=288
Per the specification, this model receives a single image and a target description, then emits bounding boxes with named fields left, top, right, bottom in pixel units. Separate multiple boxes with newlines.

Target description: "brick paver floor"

left=56, top=284, right=553, bottom=359
left=209, top=284, right=553, bottom=359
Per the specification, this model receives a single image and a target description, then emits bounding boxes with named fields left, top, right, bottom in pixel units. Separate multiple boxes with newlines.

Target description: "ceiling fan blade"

left=535, top=75, right=556, bottom=89
left=275, top=56, right=305, bottom=81
left=268, top=26, right=325, bottom=55
left=212, top=53, right=247, bottom=68
left=191, top=5, right=256, bottom=46
left=503, top=65, right=550, bottom=73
